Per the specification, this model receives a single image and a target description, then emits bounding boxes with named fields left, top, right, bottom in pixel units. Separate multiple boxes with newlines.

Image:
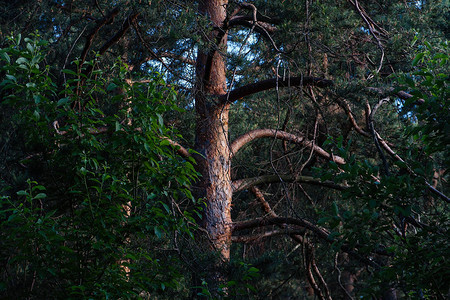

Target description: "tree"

left=1, top=0, right=448, bottom=298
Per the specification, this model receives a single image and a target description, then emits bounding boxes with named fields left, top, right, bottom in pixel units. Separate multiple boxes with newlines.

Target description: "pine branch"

left=232, top=174, right=347, bottom=193
left=220, top=76, right=333, bottom=102
left=230, top=129, right=345, bottom=164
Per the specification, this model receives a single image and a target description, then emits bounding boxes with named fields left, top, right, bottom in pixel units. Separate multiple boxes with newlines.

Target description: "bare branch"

left=233, top=216, right=381, bottom=268
left=233, top=217, right=329, bottom=239
left=163, top=137, right=191, bottom=158
left=366, top=87, right=425, bottom=104
left=233, top=174, right=347, bottom=193
left=97, top=12, right=140, bottom=56
left=374, top=130, right=450, bottom=203
left=347, top=0, right=387, bottom=76
left=159, top=52, right=196, bottom=65
left=219, top=76, right=333, bottom=102
left=250, top=186, right=277, bottom=217
left=230, top=129, right=345, bottom=164
left=228, top=16, right=277, bottom=33
left=368, top=98, right=391, bottom=175
left=76, top=11, right=139, bottom=99
left=336, top=98, right=370, bottom=137
left=232, top=229, right=305, bottom=243
left=228, top=17, right=282, bottom=52
left=79, top=7, right=120, bottom=65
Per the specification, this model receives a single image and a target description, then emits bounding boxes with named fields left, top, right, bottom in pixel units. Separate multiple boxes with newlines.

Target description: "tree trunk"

left=194, top=0, right=231, bottom=261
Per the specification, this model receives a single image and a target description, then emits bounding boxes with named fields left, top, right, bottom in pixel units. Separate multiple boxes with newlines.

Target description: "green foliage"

left=397, top=41, right=449, bottom=167
left=314, top=44, right=449, bottom=298
left=0, top=34, right=200, bottom=298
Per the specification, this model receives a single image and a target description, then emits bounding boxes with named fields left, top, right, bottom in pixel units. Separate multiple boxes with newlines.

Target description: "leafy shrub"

left=0, top=34, right=199, bottom=299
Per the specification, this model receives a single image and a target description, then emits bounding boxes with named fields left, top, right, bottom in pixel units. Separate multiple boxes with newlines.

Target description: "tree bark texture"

left=194, top=0, right=232, bottom=261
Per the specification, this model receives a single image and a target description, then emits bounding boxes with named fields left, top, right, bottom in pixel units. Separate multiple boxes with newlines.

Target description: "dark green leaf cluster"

left=0, top=34, right=200, bottom=299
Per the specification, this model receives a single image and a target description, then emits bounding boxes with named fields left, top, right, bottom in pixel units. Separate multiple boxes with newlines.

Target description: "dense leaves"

left=0, top=34, right=199, bottom=298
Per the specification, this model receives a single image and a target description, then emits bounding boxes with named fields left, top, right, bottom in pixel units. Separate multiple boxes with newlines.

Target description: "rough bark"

left=194, top=0, right=231, bottom=261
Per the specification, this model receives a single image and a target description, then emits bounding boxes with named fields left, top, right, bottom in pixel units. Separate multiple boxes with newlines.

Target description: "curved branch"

left=159, top=52, right=196, bottom=65
left=97, top=12, right=140, bottom=56
left=228, top=18, right=282, bottom=52
left=233, top=174, right=347, bottom=192
left=79, top=7, right=120, bottom=65
left=219, top=76, right=333, bottom=103
left=232, top=229, right=305, bottom=243
left=230, top=129, right=345, bottom=164
left=368, top=98, right=391, bottom=176
left=233, top=217, right=381, bottom=268
left=79, top=11, right=140, bottom=92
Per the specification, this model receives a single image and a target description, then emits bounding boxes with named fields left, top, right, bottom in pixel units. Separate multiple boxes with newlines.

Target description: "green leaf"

left=332, top=202, right=339, bottom=216
left=16, top=57, right=28, bottom=65
left=157, top=113, right=164, bottom=127
left=16, top=190, right=28, bottom=196
left=33, top=110, right=40, bottom=121
left=5, top=74, right=16, bottom=82
left=34, top=193, right=47, bottom=199
left=62, top=69, right=78, bottom=76
left=154, top=226, right=162, bottom=238
left=162, top=202, right=170, bottom=214
left=26, top=42, right=34, bottom=53
left=107, top=82, right=118, bottom=91
left=0, top=51, right=11, bottom=64
left=57, top=97, right=71, bottom=106
left=33, top=95, right=41, bottom=104
left=412, top=52, right=425, bottom=66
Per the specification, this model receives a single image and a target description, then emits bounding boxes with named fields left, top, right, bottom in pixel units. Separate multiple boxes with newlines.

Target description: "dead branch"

left=336, top=98, right=370, bottom=137
left=233, top=216, right=382, bottom=268
left=250, top=186, right=277, bottom=217
left=347, top=0, right=387, bottom=76
left=79, top=7, right=120, bottom=66
left=232, top=174, right=347, bottom=193
left=232, top=229, right=305, bottom=243
left=367, top=98, right=391, bottom=175
left=230, top=129, right=345, bottom=164
left=97, top=12, right=140, bottom=56
left=233, top=216, right=329, bottom=239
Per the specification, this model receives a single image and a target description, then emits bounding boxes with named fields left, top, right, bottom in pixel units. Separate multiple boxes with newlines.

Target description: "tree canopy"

left=1, top=1, right=449, bottom=299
